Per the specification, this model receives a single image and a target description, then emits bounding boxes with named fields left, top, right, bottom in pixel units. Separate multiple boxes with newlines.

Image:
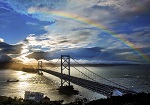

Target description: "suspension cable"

left=71, top=57, right=129, bottom=90
left=71, top=64, right=96, bottom=82
left=50, top=58, right=61, bottom=70
left=43, top=58, right=61, bottom=71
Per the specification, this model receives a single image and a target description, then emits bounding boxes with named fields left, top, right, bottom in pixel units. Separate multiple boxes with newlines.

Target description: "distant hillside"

left=69, top=63, right=141, bottom=67
left=0, top=62, right=28, bottom=70
left=0, top=62, right=56, bottom=72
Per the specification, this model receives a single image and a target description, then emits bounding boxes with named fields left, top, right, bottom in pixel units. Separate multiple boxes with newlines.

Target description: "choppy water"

left=0, top=65, right=150, bottom=103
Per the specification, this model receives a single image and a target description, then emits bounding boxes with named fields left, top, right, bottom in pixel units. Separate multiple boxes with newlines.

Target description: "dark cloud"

left=90, top=0, right=150, bottom=25
left=26, top=46, right=150, bottom=63
left=58, top=40, right=70, bottom=44
left=26, top=47, right=113, bottom=62
left=27, top=47, right=102, bottom=60
left=79, top=31, right=92, bottom=36
left=0, top=54, right=12, bottom=62
left=27, top=51, right=49, bottom=60
left=0, top=42, right=23, bottom=54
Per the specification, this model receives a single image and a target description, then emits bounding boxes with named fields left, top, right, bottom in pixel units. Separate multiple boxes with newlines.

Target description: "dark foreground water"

left=0, top=65, right=150, bottom=103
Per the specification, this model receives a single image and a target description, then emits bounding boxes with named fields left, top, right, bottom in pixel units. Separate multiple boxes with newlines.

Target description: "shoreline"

left=0, top=61, right=148, bottom=69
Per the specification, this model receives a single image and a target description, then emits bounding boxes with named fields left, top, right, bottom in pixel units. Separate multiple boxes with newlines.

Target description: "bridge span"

left=38, top=55, right=137, bottom=97
left=41, top=69, right=137, bottom=97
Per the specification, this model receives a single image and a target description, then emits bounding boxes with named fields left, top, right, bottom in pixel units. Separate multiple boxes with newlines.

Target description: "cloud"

left=26, top=46, right=148, bottom=63
left=19, top=24, right=150, bottom=63
left=133, top=26, right=150, bottom=32
left=0, top=38, right=4, bottom=42
left=1, top=0, right=150, bottom=63
left=116, top=26, right=150, bottom=48
left=26, top=22, right=38, bottom=26
left=88, top=0, right=150, bottom=27
left=27, top=47, right=102, bottom=60
left=0, top=54, right=12, bottom=62
left=27, top=51, right=49, bottom=60
left=0, top=41, right=23, bottom=54
left=0, top=1, right=13, bottom=11
left=2, top=0, right=150, bottom=26
left=96, top=0, right=150, bottom=14
left=20, top=21, right=101, bottom=52
left=2, top=0, right=112, bottom=27
left=1, top=0, right=67, bottom=15
left=0, top=5, right=52, bottom=44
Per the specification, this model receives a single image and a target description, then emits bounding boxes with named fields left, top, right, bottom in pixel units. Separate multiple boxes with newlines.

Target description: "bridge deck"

left=41, top=69, right=137, bottom=97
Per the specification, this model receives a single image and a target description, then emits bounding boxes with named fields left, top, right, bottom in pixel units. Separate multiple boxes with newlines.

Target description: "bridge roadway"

left=41, top=69, right=137, bottom=97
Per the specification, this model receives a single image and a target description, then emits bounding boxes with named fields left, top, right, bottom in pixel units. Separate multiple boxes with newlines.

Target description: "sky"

left=0, top=0, right=150, bottom=64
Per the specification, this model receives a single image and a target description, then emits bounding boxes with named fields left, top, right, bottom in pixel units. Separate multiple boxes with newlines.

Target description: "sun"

left=21, top=48, right=29, bottom=54
left=17, top=45, right=37, bottom=63
left=18, top=49, right=36, bottom=64
left=19, top=54, right=37, bottom=64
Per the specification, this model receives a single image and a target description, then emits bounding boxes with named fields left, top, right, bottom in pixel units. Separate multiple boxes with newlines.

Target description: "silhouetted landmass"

left=66, top=93, right=150, bottom=105
left=70, top=63, right=141, bottom=67
left=0, top=61, right=56, bottom=73
left=0, top=96, right=63, bottom=105
left=22, top=67, right=38, bottom=73
left=0, top=61, right=149, bottom=72
left=0, top=62, right=35, bottom=71
left=0, top=93, right=149, bottom=105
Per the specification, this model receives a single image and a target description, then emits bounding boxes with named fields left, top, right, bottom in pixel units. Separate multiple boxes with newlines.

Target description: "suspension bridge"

left=38, top=55, right=137, bottom=97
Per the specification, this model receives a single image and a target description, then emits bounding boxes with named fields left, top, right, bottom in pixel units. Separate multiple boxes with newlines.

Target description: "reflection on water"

left=0, top=65, right=150, bottom=103
left=0, top=70, right=91, bottom=103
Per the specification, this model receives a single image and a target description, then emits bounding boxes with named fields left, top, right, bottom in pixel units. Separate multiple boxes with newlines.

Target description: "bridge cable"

left=71, top=57, right=129, bottom=90
left=42, top=58, right=61, bottom=71
left=71, top=64, right=96, bottom=82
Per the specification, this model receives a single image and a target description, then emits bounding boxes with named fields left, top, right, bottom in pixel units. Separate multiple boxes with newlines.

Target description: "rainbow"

left=30, top=9, right=150, bottom=63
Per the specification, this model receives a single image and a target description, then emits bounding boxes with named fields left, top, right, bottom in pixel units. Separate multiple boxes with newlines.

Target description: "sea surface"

left=0, top=65, right=150, bottom=103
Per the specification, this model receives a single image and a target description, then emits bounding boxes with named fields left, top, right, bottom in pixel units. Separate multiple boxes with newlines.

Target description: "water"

left=0, top=65, right=150, bottom=103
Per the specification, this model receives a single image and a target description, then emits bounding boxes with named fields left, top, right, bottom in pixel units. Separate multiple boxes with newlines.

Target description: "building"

left=24, top=91, right=44, bottom=102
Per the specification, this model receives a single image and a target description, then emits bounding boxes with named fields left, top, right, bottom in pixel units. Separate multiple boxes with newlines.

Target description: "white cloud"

left=26, top=0, right=150, bottom=32
left=26, top=22, right=38, bottom=26
left=0, top=38, right=4, bottom=42
left=17, top=0, right=150, bottom=60
left=133, top=26, right=150, bottom=32
left=97, top=0, right=150, bottom=13
left=117, top=52, right=134, bottom=55
left=27, top=2, right=113, bottom=27
left=21, top=25, right=100, bottom=52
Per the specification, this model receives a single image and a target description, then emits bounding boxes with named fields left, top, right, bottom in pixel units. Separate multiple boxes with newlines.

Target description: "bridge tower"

left=38, top=61, right=43, bottom=75
left=60, top=55, right=70, bottom=86
left=38, top=61, right=42, bottom=70
left=58, top=55, right=78, bottom=94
